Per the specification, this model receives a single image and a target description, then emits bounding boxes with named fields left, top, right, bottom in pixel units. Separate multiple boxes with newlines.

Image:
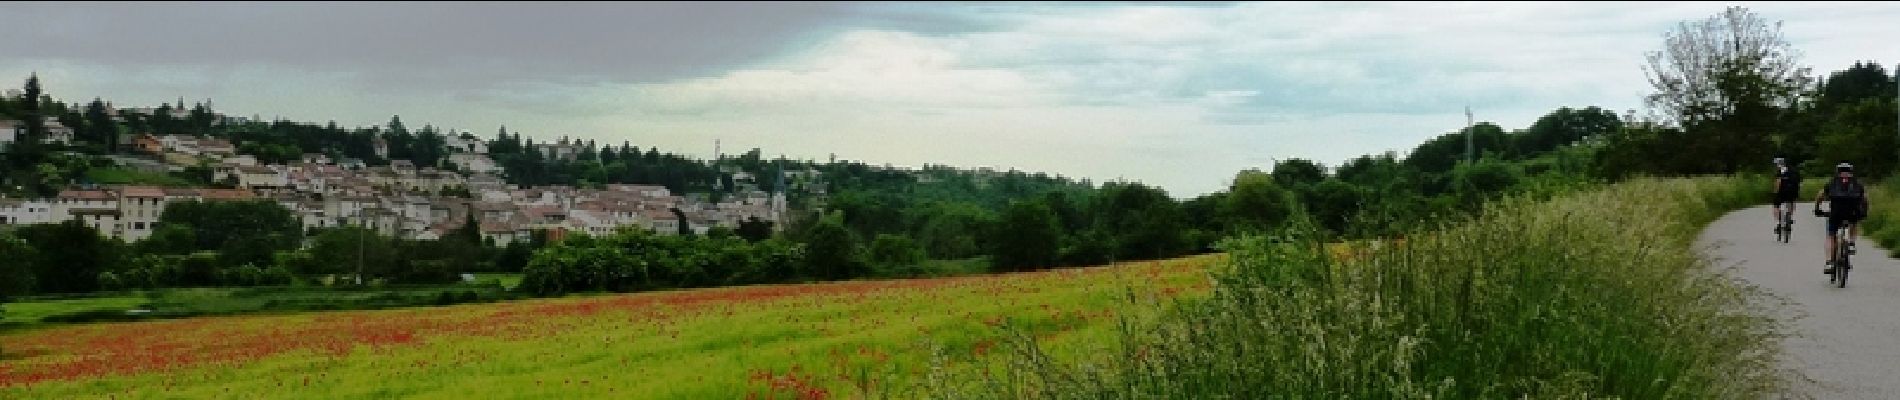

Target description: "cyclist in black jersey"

left=1772, top=157, right=1800, bottom=235
left=1814, top=162, right=1870, bottom=274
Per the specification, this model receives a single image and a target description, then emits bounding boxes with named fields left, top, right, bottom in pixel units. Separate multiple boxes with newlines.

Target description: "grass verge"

left=928, top=177, right=1787, bottom=399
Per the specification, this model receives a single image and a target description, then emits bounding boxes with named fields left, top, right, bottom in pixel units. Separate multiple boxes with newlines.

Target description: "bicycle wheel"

left=1837, top=243, right=1851, bottom=288
left=1784, top=210, right=1796, bottom=243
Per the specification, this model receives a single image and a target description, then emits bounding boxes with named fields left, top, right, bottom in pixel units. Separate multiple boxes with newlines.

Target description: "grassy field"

left=468, top=274, right=525, bottom=290
left=82, top=168, right=196, bottom=187
left=2, top=283, right=517, bottom=330
left=0, top=256, right=1214, bottom=399
left=0, top=295, right=150, bottom=327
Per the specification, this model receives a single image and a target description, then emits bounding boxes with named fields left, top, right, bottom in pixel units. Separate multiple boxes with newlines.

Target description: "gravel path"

left=1700, top=205, right=1900, bottom=399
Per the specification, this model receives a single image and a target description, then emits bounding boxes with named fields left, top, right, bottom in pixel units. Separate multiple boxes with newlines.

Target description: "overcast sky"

left=3, top=1, right=1896, bottom=197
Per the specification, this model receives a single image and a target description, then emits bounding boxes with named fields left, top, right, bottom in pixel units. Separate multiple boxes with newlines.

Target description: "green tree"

left=14, top=220, right=123, bottom=293
left=1222, top=170, right=1296, bottom=233
left=1817, top=62, right=1896, bottom=110
left=670, top=207, right=692, bottom=236
left=305, top=226, right=396, bottom=284
left=0, top=233, right=36, bottom=297
left=1643, top=6, right=1812, bottom=174
left=1407, top=123, right=1511, bottom=174
left=84, top=98, right=119, bottom=152
left=1815, top=97, right=1899, bottom=178
left=453, top=212, right=483, bottom=246
left=991, top=200, right=1060, bottom=272
left=802, top=213, right=865, bottom=280
left=1517, top=107, right=1622, bottom=155
left=736, top=216, right=775, bottom=243
left=494, top=240, right=536, bottom=273
left=1451, top=157, right=1523, bottom=206
left=867, top=234, right=926, bottom=276
left=915, top=202, right=993, bottom=259
left=1093, top=182, right=1187, bottom=261
left=1299, top=179, right=1366, bottom=236
left=11, top=74, right=47, bottom=169
left=1269, top=158, right=1327, bottom=189
left=157, top=200, right=302, bottom=267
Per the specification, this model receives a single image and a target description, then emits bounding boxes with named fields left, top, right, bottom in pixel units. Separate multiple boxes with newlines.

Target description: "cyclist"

left=1772, top=157, right=1801, bottom=235
left=1814, top=162, right=1869, bottom=274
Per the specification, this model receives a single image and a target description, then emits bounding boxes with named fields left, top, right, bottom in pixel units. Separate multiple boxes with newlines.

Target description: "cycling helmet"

left=1773, top=157, right=1786, bottom=166
left=1837, top=162, right=1854, bottom=173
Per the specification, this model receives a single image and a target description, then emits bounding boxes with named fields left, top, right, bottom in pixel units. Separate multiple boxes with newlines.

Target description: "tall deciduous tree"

left=1222, top=169, right=1295, bottom=233
left=0, top=233, right=36, bottom=298
left=803, top=212, right=865, bottom=280
left=1643, top=6, right=1812, bottom=173
left=1269, top=159, right=1327, bottom=189
left=84, top=98, right=119, bottom=152
left=991, top=199, right=1060, bottom=272
left=14, top=220, right=122, bottom=294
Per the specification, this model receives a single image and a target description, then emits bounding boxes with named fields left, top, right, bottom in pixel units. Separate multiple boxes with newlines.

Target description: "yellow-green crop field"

left=0, top=255, right=1215, bottom=399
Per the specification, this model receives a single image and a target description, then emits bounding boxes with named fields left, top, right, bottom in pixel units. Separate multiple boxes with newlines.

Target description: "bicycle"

left=1818, top=208, right=1854, bottom=288
left=1775, top=206, right=1794, bottom=243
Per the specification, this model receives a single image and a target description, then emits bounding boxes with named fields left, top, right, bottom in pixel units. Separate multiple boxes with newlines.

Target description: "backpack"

left=1826, top=177, right=1865, bottom=201
left=1778, top=167, right=1801, bottom=192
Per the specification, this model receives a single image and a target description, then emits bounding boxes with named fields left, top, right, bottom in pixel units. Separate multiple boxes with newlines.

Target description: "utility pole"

left=1464, top=106, right=1475, bottom=165
left=358, top=209, right=365, bottom=286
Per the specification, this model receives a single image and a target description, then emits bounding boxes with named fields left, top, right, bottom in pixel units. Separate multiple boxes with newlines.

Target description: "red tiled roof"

left=237, top=165, right=276, bottom=174
left=57, top=190, right=115, bottom=201
left=199, top=189, right=256, bottom=201
left=118, top=186, right=166, bottom=198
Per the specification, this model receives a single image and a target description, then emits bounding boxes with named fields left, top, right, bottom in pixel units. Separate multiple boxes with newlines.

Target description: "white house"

left=56, top=189, right=122, bottom=238
left=0, top=119, right=74, bottom=148
left=0, top=119, right=19, bottom=150
left=0, top=198, right=54, bottom=226
left=226, top=154, right=258, bottom=166
left=116, top=186, right=168, bottom=242
left=235, top=165, right=289, bottom=189
left=324, top=196, right=377, bottom=226
left=43, top=118, right=74, bottom=146
left=646, top=209, right=680, bottom=235
left=158, top=135, right=203, bottom=156
left=447, top=153, right=502, bottom=174
left=394, top=195, right=432, bottom=223
left=607, top=184, right=671, bottom=198
left=349, top=207, right=402, bottom=237
left=372, top=137, right=389, bottom=159
left=198, top=138, right=235, bottom=158
left=447, top=133, right=488, bottom=154
left=480, top=219, right=529, bottom=246
left=292, top=200, right=329, bottom=232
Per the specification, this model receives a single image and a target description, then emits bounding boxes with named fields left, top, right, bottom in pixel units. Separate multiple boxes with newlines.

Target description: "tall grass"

left=1855, top=176, right=1900, bottom=256
left=928, top=177, right=1788, bottom=399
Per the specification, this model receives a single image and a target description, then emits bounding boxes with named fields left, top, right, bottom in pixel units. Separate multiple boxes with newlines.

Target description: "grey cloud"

left=1, top=2, right=860, bottom=90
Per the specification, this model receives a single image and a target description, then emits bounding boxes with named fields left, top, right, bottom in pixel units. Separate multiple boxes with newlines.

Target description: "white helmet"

left=1773, top=157, right=1786, bottom=166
